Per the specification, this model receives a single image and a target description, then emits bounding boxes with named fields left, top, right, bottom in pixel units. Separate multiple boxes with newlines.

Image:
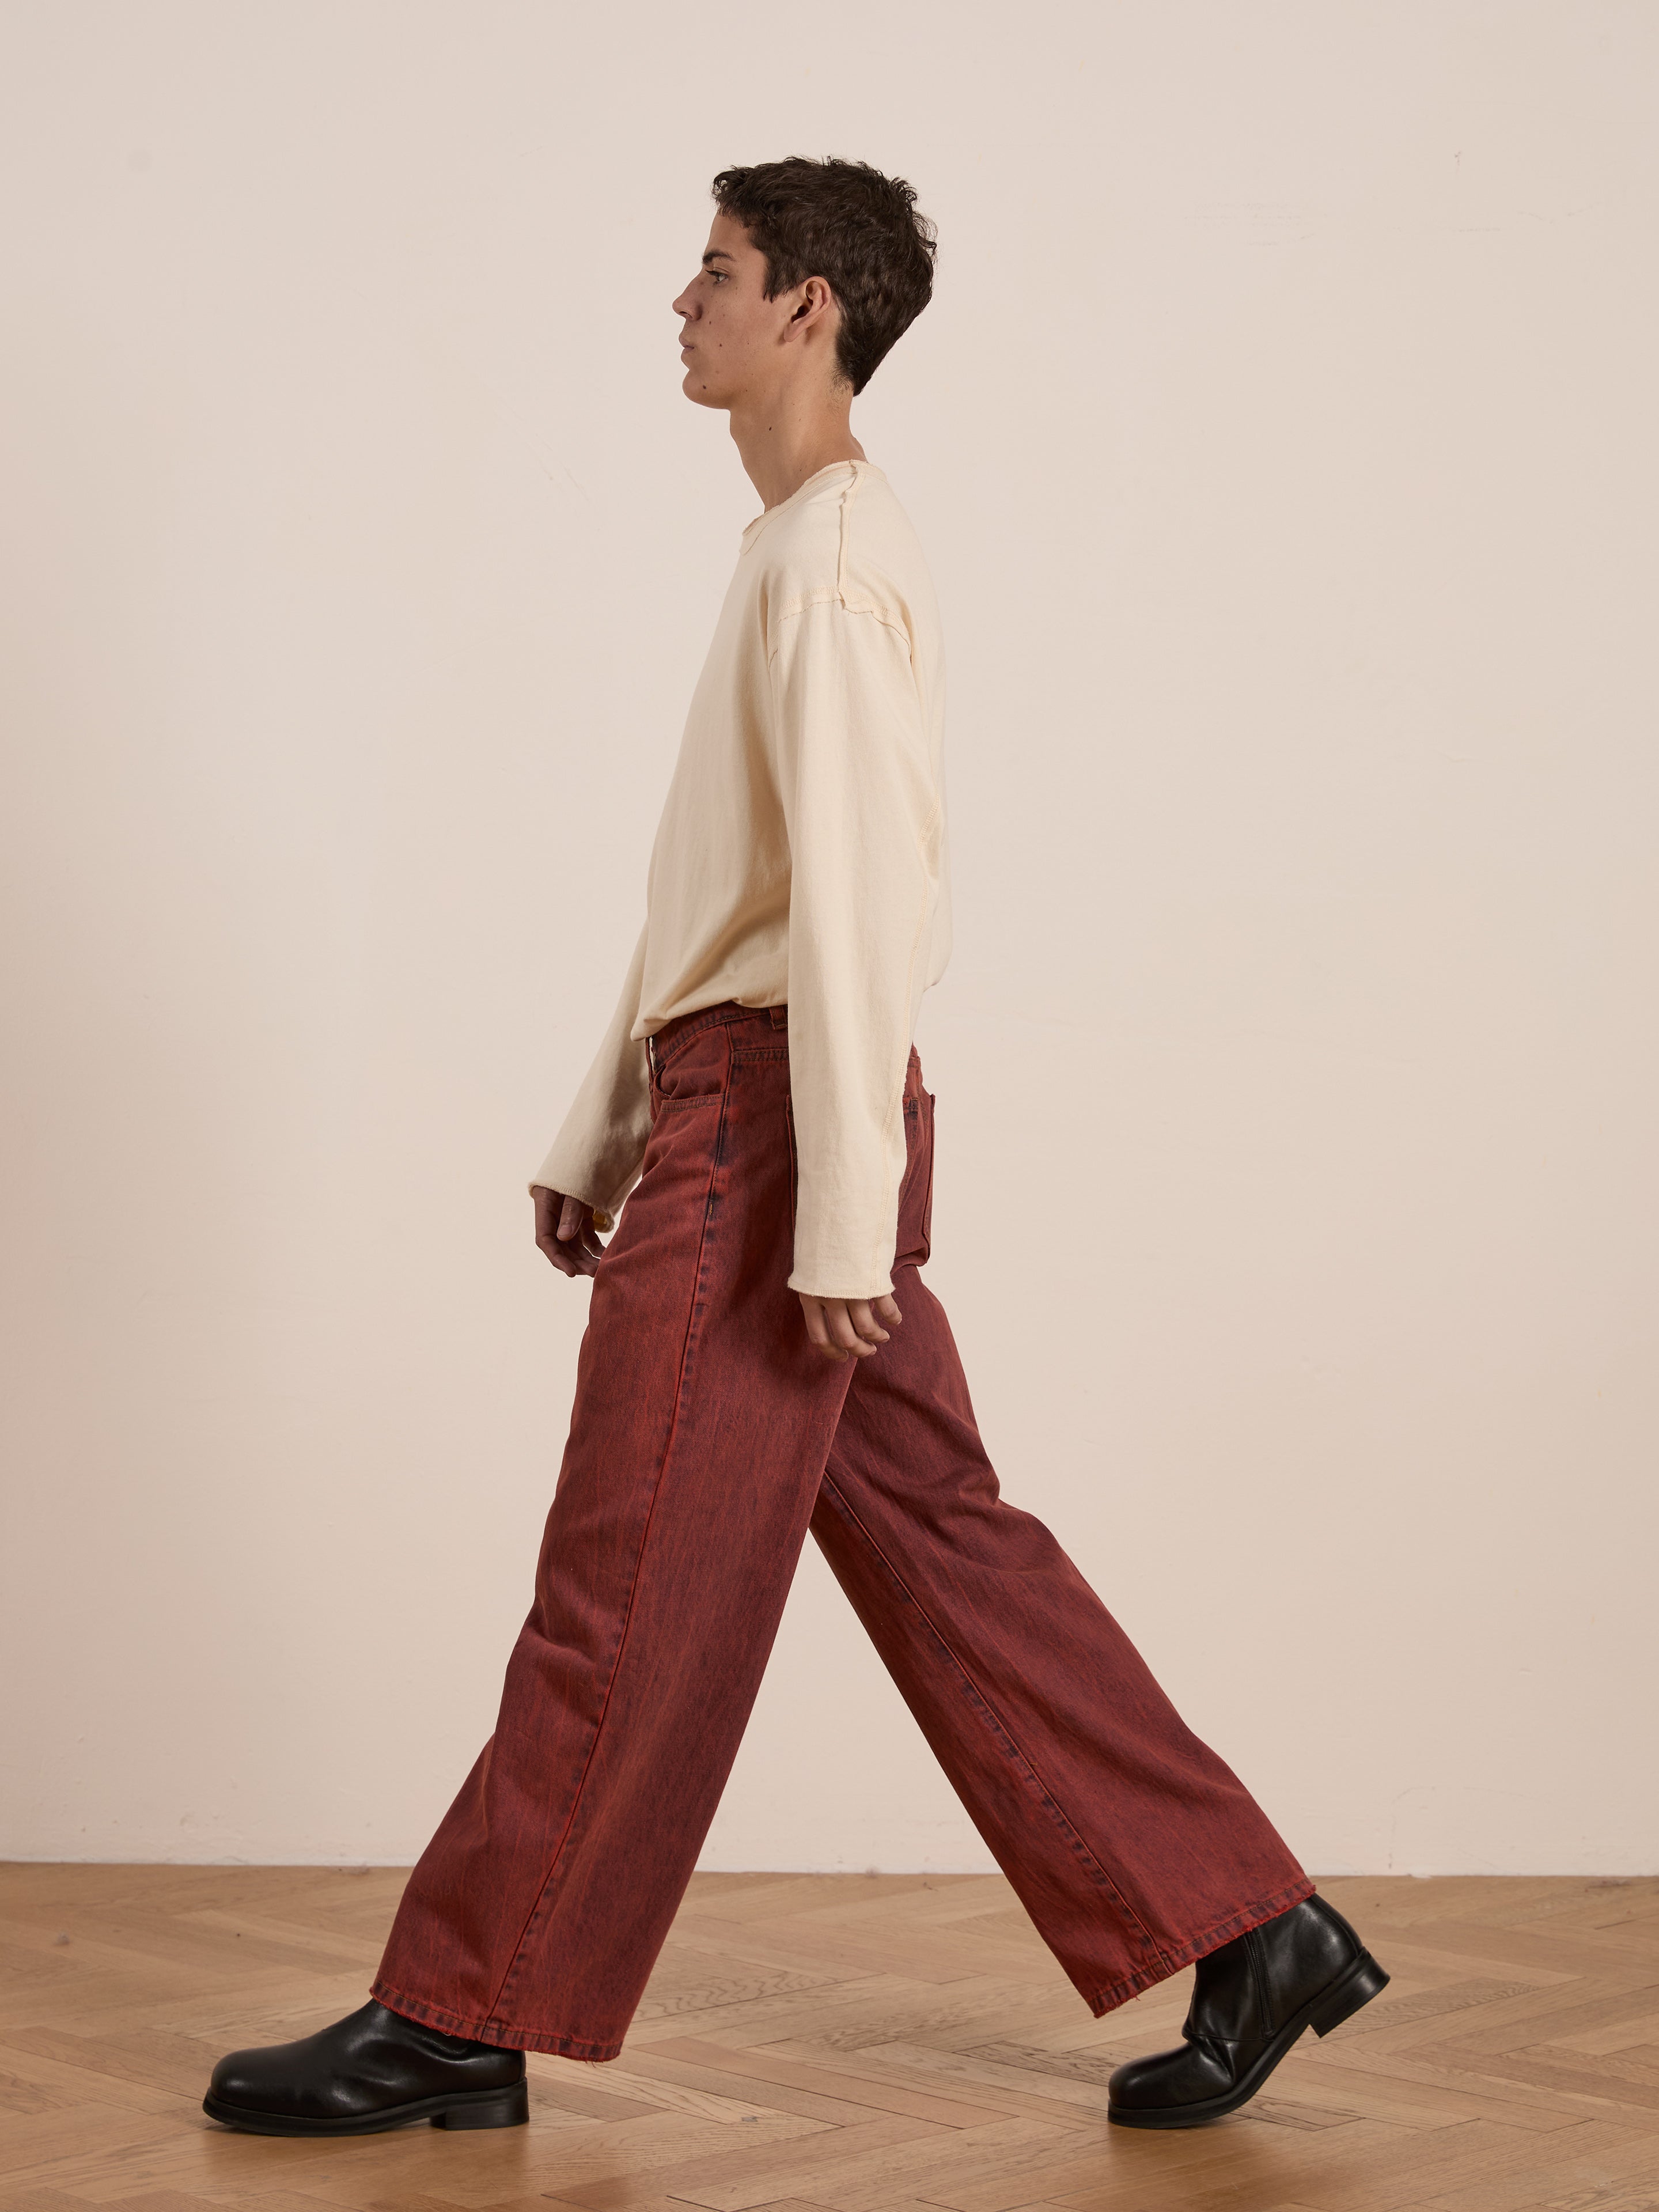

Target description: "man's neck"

left=728, top=386, right=867, bottom=512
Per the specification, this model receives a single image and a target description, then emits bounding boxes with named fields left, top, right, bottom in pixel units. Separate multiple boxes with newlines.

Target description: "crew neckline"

left=741, top=457, right=881, bottom=544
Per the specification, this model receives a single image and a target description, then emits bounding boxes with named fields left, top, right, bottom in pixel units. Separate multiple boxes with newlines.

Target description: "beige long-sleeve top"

left=531, top=459, right=951, bottom=1300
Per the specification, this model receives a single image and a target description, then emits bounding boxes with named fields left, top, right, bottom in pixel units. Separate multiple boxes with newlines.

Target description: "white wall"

left=2, top=1, right=1654, bottom=1878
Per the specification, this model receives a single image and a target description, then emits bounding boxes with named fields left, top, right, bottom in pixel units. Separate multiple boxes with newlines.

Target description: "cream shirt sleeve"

left=768, top=596, right=941, bottom=1301
left=528, top=915, right=653, bottom=1216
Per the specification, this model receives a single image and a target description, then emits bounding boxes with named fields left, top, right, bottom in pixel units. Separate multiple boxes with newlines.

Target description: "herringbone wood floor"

left=1, top=1868, right=1656, bottom=2211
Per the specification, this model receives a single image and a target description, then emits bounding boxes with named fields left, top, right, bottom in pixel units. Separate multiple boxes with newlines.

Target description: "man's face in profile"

left=673, top=210, right=784, bottom=409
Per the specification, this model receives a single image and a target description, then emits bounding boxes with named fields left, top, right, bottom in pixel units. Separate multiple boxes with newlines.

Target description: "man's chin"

left=680, top=369, right=730, bottom=411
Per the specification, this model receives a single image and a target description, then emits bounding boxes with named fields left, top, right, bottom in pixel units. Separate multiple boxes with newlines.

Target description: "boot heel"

left=433, top=2081, right=529, bottom=2129
left=1310, top=1952, right=1390, bottom=2037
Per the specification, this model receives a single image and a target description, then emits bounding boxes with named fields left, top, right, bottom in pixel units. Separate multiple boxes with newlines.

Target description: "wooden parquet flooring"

left=1, top=1868, right=1656, bottom=2212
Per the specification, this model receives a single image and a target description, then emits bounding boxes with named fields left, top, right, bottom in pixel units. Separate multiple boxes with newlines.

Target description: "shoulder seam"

left=836, top=461, right=865, bottom=602
left=766, top=592, right=914, bottom=665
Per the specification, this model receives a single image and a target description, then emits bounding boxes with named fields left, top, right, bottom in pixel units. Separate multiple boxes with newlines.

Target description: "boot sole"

left=1107, top=1949, right=1390, bottom=2129
left=202, top=2080, right=529, bottom=2134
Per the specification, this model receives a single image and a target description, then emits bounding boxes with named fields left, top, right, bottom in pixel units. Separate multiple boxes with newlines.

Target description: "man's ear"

left=790, top=276, right=835, bottom=328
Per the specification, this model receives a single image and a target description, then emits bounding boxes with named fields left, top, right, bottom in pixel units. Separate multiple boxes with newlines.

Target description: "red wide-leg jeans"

left=372, top=1001, right=1314, bottom=2059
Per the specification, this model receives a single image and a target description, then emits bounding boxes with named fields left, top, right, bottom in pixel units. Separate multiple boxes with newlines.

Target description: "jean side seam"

left=817, top=1470, right=1173, bottom=1978
left=481, top=1070, right=733, bottom=2033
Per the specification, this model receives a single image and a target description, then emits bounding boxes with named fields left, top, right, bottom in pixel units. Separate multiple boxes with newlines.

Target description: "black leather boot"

left=203, top=1997, right=528, bottom=2135
left=1107, top=1893, right=1388, bottom=2128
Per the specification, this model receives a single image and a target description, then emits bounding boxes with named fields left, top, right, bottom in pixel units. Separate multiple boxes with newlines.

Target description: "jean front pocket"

left=652, top=1026, right=729, bottom=1105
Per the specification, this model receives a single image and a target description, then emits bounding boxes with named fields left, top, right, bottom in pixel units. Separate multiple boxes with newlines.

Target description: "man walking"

left=204, top=156, right=1386, bottom=2140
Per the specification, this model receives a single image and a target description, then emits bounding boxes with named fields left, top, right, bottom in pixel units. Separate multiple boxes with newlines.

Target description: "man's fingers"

left=536, top=1229, right=579, bottom=1275
left=799, top=1297, right=851, bottom=1361
left=797, top=1289, right=908, bottom=1359
left=533, top=1189, right=575, bottom=1275
left=536, top=1222, right=588, bottom=1277
left=563, top=1197, right=601, bottom=1266
left=799, top=1300, right=836, bottom=1353
left=533, top=1186, right=605, bottom=1277
left=846, top=1299, right=891, bottom=1346
left=802, top=1298, right=877, bottom=1358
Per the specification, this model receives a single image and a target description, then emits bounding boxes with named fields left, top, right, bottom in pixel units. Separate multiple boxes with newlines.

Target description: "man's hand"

left=533, top=1185, right=611, bottom=1278
left=797, top=1291, right=903, bottom=1361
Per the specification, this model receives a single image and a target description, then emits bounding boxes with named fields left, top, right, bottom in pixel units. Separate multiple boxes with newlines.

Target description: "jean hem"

left=370, top=1978, right=624, bottom=2062
left=1085, top=1873, right=1318, bottom=2017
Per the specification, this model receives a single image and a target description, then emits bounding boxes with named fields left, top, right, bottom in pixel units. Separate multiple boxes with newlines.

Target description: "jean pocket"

left=653, top=1029, right=728, bottom=1103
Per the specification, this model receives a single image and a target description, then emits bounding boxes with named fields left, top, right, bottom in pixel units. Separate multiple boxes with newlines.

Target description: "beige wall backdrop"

left=2, top=1, right=1655, bottom=1877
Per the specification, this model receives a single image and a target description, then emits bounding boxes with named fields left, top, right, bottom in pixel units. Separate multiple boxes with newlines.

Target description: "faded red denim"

left=372, top=1001, right=1314, bottom=2058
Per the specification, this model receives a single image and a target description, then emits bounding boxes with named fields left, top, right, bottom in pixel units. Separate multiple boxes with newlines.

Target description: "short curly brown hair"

left=710, top=156, right=937, bottom=397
